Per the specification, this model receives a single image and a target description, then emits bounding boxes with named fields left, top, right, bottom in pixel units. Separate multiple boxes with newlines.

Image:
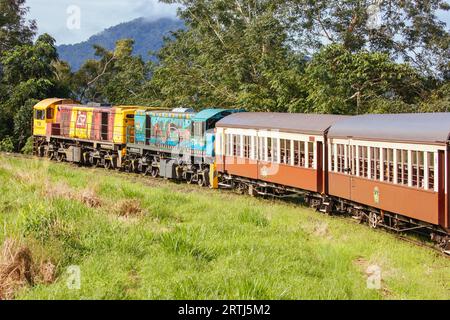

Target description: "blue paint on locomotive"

left=148, top=112, right=194, bottom=149
left=133, top=108, right=243, bottom=157
left=134, top=110, right=147, bottom=144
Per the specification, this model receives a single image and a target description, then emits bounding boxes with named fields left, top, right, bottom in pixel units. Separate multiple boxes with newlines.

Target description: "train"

left=32, top=98, right=450, bottom=252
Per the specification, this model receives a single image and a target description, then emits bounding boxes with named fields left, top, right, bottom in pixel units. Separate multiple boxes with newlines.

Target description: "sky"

left=26, top=0, right=450, bottom=45
left=26, top=0, right=179, bottom=45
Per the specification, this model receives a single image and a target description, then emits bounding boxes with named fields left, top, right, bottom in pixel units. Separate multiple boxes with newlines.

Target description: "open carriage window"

left=280, top=139, right=291, bottom=165
left=359, top=146, right=368, bottom=178
left=308, top=142, right=314, bottom=168
left=427, top=152, right=435, bottom=190
left=243, top=136, right=250, bottom=158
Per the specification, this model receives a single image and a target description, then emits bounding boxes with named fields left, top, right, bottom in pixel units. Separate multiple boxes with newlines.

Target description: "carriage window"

left=226, top=134, right=232, bottom=156
left=397, top=150, right=408, bottom=185
left=280, top=139, right=291, bottom=165
left=233, top=135, right=240, bottom=157
left=273, top=138, right=279, bottom=163
left=34, top=110, right=45, bottom=120
left=330, top=144, right=335, bottom=172
left=382, top=148, right=394, bottom=183
left=337, top=144, right=345, bottom=173
left=349, top=145, right=356, bottom=175
left=300, top=141, right=305, bottom=167
left=396, top=150, right=402, bottom=184
left=267, top=138, right=272, bottom=162
left=294, top=141, right=300, bottom=166
left=359, top=146, right=368, bottom=178
left=411, top=151, right=418, bottom=187
left=258, top=137, right=267, bottom=161
left=243, top=136, right=250, bottom=158
left=428, top=152, right=435, bottom=190
left=388, top=149, right=394, bottom=183
left=308, top=142, right=314, bottom=168
left=417, top=151, right=425, bottom=188
left=280, top=139, right=286, bottom=164
left=280, top=139, right=289, bottom=164
left=370, top=147, right=380, bottom=180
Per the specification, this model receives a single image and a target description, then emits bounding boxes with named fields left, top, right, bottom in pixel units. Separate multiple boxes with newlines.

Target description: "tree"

left=0, top=0, right=36, bottom=54
left=0, top=33, right=70, bottom=149
left=73, top=39, right=150, bottom=104
left=419, top=82, right=450, bottom=112
left=1, top=33, right=58, bottom=85
left=153, top=0, right=308, bottom=111
left=303, top=44, right=424, bottom=114
left=287, top=0, right=450, bottom=77
left=13, top=98, right=37, bottom=150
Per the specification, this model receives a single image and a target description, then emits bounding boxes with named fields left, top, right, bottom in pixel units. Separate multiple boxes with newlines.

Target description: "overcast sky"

left=27, top=0, right=450, bottom=45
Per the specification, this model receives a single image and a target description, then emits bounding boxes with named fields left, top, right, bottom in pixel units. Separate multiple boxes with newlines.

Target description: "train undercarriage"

left=122, top=150, right=212, bottom=187
left=34, top=136, right=213, bottom=186
left=219, top=173, right=450, bottom=254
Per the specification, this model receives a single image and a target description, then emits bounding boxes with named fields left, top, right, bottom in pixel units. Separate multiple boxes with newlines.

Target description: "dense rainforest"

left=0, top=0, right=449, bottom=153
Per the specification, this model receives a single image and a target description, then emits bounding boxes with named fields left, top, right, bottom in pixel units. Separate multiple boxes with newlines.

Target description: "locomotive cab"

left=192, top=109, right=237, bottom=159
left=33, top=98, right=76, bottom=137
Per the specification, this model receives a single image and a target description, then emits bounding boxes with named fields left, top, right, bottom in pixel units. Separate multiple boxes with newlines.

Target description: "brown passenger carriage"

left=215, top=113, right=348, bottom=198
left=327, top=113, right=450, bottom=236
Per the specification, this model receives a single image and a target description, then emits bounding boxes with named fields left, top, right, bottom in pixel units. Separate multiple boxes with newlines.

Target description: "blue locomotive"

left=126, top=108, right=241, bottom=185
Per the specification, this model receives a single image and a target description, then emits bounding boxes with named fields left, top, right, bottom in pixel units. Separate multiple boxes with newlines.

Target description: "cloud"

left=26, top=0, right=179, bottom=45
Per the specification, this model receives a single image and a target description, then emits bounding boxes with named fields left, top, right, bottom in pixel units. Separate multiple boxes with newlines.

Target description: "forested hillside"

left=0, top=0, right=449, bottom=153
left=57, top=18, right=184, bottom=71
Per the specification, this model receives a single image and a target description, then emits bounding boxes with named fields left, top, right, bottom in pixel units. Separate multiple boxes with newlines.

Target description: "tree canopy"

left=0, top=0, right=449, bottom=151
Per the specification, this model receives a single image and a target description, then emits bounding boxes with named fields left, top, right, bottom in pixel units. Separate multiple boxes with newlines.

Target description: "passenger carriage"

left=215, top=113, right=348, bottom=199
left=327, top=113, right=450, bottom=239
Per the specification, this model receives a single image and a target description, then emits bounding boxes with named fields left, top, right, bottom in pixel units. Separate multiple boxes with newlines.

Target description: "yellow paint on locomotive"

left=33, top=98, right=77, bottom=136
left=69, top=106, right=94, bottom=140
left=209, top=162, right=219, bottom=189
left=33, top=99, right=157, bottom=144
left=113, top=107, right=138, bottom=144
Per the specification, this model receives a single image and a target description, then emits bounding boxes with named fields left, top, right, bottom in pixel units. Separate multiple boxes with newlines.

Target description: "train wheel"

left=104, top=160, right=112, bottom=170
left=151, top=167, right=159, bottom=178
left=130, top=160, right=135, bottom=173
left=37, top=146, right=45, bottom=157
left=369, top=212, right=378, bottom=229
left=197, top=175, right=205, bottom=187
left=56, top=153, right=65, bottom=162
left=47, top=151, right=55, bottom=161
left=186, top=173, right=194, bottom=184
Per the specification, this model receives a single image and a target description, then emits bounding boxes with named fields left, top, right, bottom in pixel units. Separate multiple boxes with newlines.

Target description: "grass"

left=0, top=153, right=449, bottom=300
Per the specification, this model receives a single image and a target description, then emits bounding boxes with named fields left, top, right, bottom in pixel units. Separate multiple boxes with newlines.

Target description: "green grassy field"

left=0, top=154, right=448, bottom=300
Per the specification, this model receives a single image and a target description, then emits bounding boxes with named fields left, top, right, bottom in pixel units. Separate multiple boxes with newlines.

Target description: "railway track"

left=1, top=151, right=449, bottom=257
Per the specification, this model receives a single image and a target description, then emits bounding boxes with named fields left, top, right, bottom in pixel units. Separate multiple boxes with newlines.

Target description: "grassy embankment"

left=0, top=153, right=448, bottom=299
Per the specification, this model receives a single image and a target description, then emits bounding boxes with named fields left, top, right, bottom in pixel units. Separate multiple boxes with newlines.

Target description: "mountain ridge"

left=57, top=17, right=184, bottom=71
